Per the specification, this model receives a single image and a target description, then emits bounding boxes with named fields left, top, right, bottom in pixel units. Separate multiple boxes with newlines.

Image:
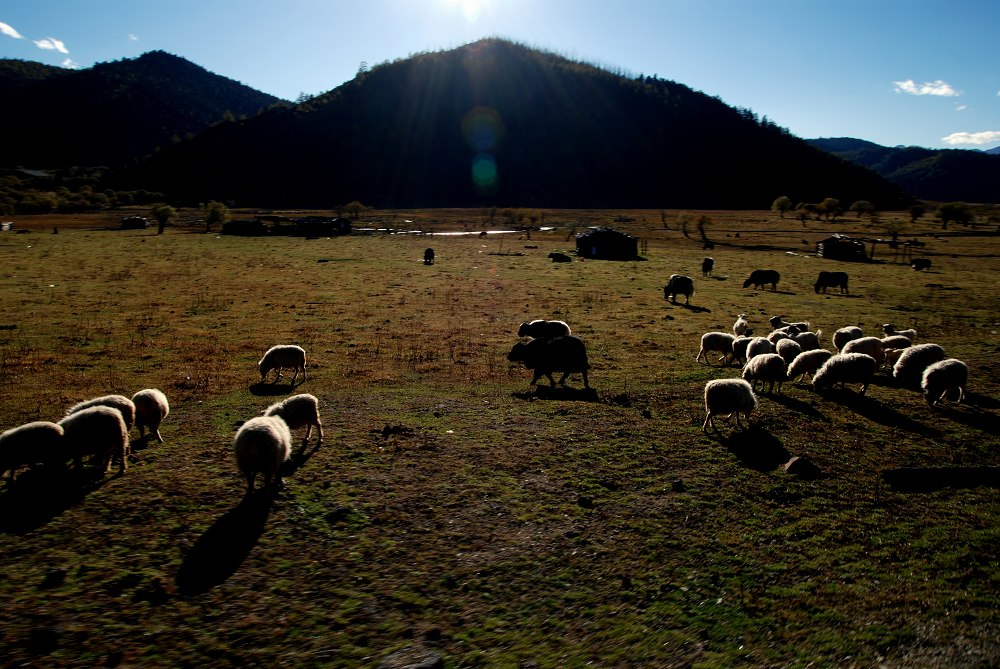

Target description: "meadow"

left=0, top=208, right=998, bottom=668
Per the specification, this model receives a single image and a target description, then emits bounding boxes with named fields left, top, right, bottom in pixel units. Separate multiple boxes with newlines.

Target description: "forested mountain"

left=807, top=137, right=1000, bottom=203
left=112, top=39, right=911, bottom=209
left=1, top=51, right=282, bottom=169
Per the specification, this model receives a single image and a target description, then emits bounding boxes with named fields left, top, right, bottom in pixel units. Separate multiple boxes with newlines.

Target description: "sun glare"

left=439, top=0, right=489, bottom=22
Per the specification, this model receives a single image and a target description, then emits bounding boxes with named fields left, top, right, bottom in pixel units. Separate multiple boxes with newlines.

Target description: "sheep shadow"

left=249, top=380, right=305, bottom=397
left=175, top=492, right=274, bottom=596
left=817, top=389, right=942, bottom=438
left=881, top=466, right=1000, bottom=492
left=280, top=441, right=323, bottom=478
left=513, top=385, right=600, bottom=402
left=931, top=403, right=1000, bottom=436
left=768, top=391, right=831, bottom=421
left=716, top=424, right=792, bottom=473
left=0, top=467, right=109, bottom=535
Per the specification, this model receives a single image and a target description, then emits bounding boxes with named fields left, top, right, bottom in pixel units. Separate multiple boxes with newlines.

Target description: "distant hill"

left=0, top=51, right=283, bottom=169
left=113, top=39, right=911, bottom=209
left=986, top=146, right=1000, bottom=156
left=807, top=137, right=1000, bottom=203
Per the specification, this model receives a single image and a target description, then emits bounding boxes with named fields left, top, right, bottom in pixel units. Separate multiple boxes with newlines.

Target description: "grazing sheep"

left=884, top=347, right=907, bottom=370
left=696, top=332, right=736, bottom=366
left=701, top=257, right=714, bottom=277
left=508, top=335, right=590, bottom=388
left=775, top=338, right=803, bottom=365
left=264, top=393, right=323, bottom=447
left=0, top=421, right=65, bottom=481
left=743, top=269, right=780, bottom=291
left=548, top=252, right=572, bottom=263
left=769, top=315, right=811, bottom=333
left=517, top=319, right=572, bottom=339
left=911, top=258, right=932, bottom=271
left=813, top=353, right=878, bottom=395
left=786, top=349, right=834, bottom=382
left=745, top=336, right=774, bottom=361
left=703, top=378, right=757, bottom=432
left=893, top=343, right=946, bottom=389
left=132, top=389, right=169, bottom=443
left=880, top=335, right=913, bottom=351
left=814, top=271, right=849, bottom=294
left=663, top=274, right=695, bottom=305
left=767, top=329, right=791, bottom=345
left=742, top=353, right=788, bottom=394
left=423, top=248, right=435, bottom=265
left=234, top=415, right=292, bottom=496
left=259, top=344, right=307, bottom=384
left=66, top=394, right=136, bottom=432
left=921, top=359, right=968, bottom=406
left=883, top=324, right=916, bottom=341
left=732, top=336, right=754, bottom=366
left=790, top=329, right=823, bottom=352
left=59, top=406, right=129, bottom=474
left=841, top=336, right=885, bottom=364
left=832, top=326, right=864, bottom=351
left=733, top=313, right=751, bottom=337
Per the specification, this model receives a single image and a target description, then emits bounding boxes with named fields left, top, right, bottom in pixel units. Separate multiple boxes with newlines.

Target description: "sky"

left=2, top=0, right=999, bottom=151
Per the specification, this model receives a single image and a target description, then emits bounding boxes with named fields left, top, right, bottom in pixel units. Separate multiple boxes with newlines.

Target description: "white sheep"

left=234, top=415, right=292, bottom=496
left=733, top=313, right=751, bottom=337
left=517, top=319, right=572, bottom=339
left=775, top=338, right=803, bottom=365
left=812, top=353, right=878, bottom=395
left=732, top=336, right=753, bottom=366
left=703, top=378, right=757, bottom=432
left=264, top=393, right=323, bottom=448
left=893, top=343, right=946, bottom=389
left=696, top=332, right=736, bottom=366
left=883, top=324, right=916, bottom=341
left=745, top=336, right=774, bottom=361
left=259, top=344, right=307, bottom=384
left=66, top=394, right=136, bottom=432
left=766, top=329, right=791, bottom=345
left=790, top=329, right=823, bottom=352
left=786, top=349, right=834, bottom=382
left=132, top=388, right=169, bottom=443
left=769, top=315, right=811, bottom=333
left=742, top=352, right=787, bottom=394
left=58, top=405, right=129, bottom=474
left=832, top=326, right=864, bottom=351
left=880, top=335, right=913, bottom=352
left=841, top=336, right=885, bottom=365
left=921, top=358, right=968, bottom=406
left=884, top=347, right=907, bottom=370
left=0, top=421, right=65, bottom=481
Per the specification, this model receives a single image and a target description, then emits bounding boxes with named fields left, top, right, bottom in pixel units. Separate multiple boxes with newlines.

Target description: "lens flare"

left=471, top=152, right=499, bottom=195
left=462, top=106, right=504, bottom=151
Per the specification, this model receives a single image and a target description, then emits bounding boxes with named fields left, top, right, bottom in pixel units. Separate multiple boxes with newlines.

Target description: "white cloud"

left=956, top=104, right=968, bottom=112
left=893, top=79, right=960, bottom=96
left=941, top=130, right=1000, bottom=145
left=128, top=33, right=139, bottom=41
left=61, top=58, right=79, bottom=69
left=0, top=21, right=23, bottom=39
left=34, top=37, right=68, bottom=54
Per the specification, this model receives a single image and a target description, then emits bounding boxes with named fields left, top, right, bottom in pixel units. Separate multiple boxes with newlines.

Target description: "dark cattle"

left=743, top=269, right=780, bottom=291
left=701, top=257, right=714, bottom=277
left=423, top=248, right=435, bottom=265
left=663, top=274, right=694, bottom=305
left=507, top=335, right=590, bottom=388
left=911, top=258, right=932, bottom=271
left=814, top=271, right=849, bottom=294
left=120, top=216, right=148, bottom=230
left=548, top=252, right=572, bottom=263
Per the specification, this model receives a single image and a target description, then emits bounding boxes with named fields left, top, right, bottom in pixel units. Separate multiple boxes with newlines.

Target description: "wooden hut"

left=575, top=227, right=640, bottom=260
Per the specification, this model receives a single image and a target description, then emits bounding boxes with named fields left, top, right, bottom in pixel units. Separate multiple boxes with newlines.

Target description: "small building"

left=575, top=226, right=640, bottom=260
left=816, top=234, right=869, bottom=262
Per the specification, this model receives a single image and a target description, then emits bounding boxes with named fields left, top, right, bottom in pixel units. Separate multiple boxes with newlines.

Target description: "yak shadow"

left=0, top=467, right=112, bottom=535
left=175, top=492, right=274, bottom=596
left=249, top=380, right=305, bottom=397
left=882, top=466, right=1000, bottom=492
left=715, top=424, right=792, bottom=472
left=513, top=385, right=600, bottom=402
left=818, top=389, right=942, bottom=437
left=673, top=303, right=711, bottom=314
left=768, top=391, right=831, bottom=421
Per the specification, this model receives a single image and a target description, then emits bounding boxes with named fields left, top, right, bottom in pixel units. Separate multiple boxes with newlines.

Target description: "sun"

left=438, top=0, right=490, bottom=22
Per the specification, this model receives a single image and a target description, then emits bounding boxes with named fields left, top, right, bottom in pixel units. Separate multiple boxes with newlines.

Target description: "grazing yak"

left=743, top=269, right=780, bottom=291
left=814, top=271, right=849, bottom=294
left=423, top=248, right=435, bottom=265
left=663, top=274, right=695, bottom=305
left=548, top=252, right=572, bottom=263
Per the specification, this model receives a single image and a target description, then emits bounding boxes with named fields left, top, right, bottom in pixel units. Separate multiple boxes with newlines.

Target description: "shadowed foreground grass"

left=0, top=208, right=998, bottom=668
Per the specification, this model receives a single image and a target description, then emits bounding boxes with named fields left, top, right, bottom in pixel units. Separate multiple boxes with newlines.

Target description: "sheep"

left=732, top=336, right=754, bottom=366
left=743, top=269, right=780, bottom=291
left=921, top=359, right=968, bottom=406
left=745, top=336, right=774, bottom=361
left=911, top=258, right=932, bottom=271
left=832, top=326, right=864, bottom=351
left=883, top=324, right=916, bottom=341
left=131, top=389, right=169, bottom=443
left=701, top=257, right=714, bottom=277
left=767, top=329, right=791, bottom=345
left=880, top=335, right=913, bottom=351
left=733, top=313, right=751, bottom=337
left=0, top=421, right=65, bottom=481
left=58, top=406, right=129, bottom=474
left=775, top=338, right=803, bottom=365
left=703, top=378, right=757, bottom=432
left=893, top=343, right=946, bottom=389
left=786, top=349, right=834, bottom=382
left=841, top=336, right=885, bottom=365
left=234, top=415, right=292, bottom=496
left=742, top=353, right=787, bottom=394
left=507, top=335, right=590, bottom=388
left=66, top=394, right=136, bottom=432
left=259, top=344, right=307, bottom=384
left=769, top=315, right=811, bottom=333
left=663, top=274, right=695, bottom=305
left=790, top=329, right=823, bottom=352
left=812, top=353, right=878, bottom=395
left=814, top=271, right=849, bottom=294
left=517, top=319, right=572, bottom=339
left=696, top=332, right=736, bottom=366
left=883, top=347, right=907, bottom=370
left=264, top=393, right=323, bottom=448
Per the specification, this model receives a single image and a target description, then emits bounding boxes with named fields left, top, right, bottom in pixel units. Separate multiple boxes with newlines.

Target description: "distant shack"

left=816, top=233, right=869, bottom=262
left=576, top=227, right=640, bottom=260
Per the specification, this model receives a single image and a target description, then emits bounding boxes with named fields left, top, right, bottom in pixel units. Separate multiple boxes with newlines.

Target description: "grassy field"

left=0, top=208, right=998, bottom=668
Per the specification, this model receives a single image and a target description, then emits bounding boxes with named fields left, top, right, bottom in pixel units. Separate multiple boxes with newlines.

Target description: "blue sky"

left=2, top=0, right=998, bottom=150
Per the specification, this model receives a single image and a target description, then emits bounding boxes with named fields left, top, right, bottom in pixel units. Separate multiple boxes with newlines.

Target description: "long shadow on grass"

left=513, top=386, right=600, bottom=402
left=882, top=466, right=1000, bottom=492
left=768, top=390, right=830, bottom=421
left=716, top=425, right=792, bottom=472
left=928, top=402, right=1000, bottom=436
left=249, top=380, right=305, bottom=397
left=0, top=468, right=112, bottom=535
left=816, top=389, right=942, bottom=438
left=175, top=492, right=273, bottom=596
